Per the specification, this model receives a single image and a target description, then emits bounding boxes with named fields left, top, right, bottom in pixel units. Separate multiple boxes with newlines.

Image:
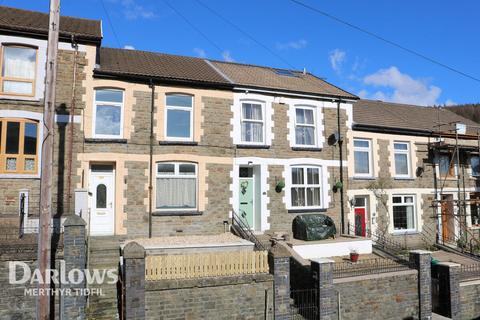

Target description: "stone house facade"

left=347, top=99, right=480, bottom=248
left=0, top=6, right=101, bottom=232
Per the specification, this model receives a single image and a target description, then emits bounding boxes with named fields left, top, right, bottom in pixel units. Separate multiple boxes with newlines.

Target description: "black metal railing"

left=459, top=263, right=480, bottom=281
left=231, top=209, right=266, bottom=251
left=290, top=288, right=318, bottom=320
left=332, top=258, right=412, bottom=279
left=18, top=193, right=26, bottom=238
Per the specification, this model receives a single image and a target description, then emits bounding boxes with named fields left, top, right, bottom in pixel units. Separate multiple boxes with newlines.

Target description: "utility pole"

left=37, top=0, right=60, bottom=319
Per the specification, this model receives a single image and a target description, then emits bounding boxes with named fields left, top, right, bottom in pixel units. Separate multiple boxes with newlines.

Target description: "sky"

left=5, top=0, right=480, bottom=106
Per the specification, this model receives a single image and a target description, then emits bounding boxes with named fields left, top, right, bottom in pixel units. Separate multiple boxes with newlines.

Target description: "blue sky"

left=6, top=0, right=480, bottom=105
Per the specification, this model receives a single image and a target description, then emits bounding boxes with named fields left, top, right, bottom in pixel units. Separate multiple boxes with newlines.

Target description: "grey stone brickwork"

left=312, top=258, right=336, bottom=320
left=62, top=215, right=87, bottom=319
left=434, top=262, right=461, bottom=319
left=459, top=278, right=480, bottom=319
left=123, top=241, right=146, bottom=320
left=145, top=273, right=274, bottom=320
left=409, top=250, right=432, bottom=320
left=333, top=270, right=419, bottom=320
left=268, top=244, right=291, bottom=320
left=124, top=161, right=149, bottom=238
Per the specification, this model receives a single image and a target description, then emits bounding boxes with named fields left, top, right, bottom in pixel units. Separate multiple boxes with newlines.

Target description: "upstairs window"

left=156, top=162, right=197, bottom=210
left=93, top=89, right=124, bottom=138
left=438, top=154, right=455, bottom=177
left=241, top=102, right=264, bottom=144
left=0, top=118, right=38, bottom=174
left=165, top=94, right=193, bottom=141
left=1, top=45, right=37, bottom=96
left=392, top=195, right=416, bottom=231
left=353, top=139, right=372, bottom=177
left=394, top=141, right=411, bottom=177
left=471, top=156, right=480, bottom=177
left=294, top=106, right=316, bottom=146
left=290, top=166, right=322, bottom=208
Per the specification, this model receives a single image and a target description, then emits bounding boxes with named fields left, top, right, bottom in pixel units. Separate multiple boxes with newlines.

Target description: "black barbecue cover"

left=292, top=214, right=336, bottom=241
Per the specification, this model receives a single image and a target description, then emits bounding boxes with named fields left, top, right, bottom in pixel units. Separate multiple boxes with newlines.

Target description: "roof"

left=353, top=99, right=479, bottom=135
left=209, top=60, right=357, bottom=99
left=96, top=47, right=357, bottom=99
left=96, top=47, right=229, bottom=85
left=0, top=6, right=102, bottom=44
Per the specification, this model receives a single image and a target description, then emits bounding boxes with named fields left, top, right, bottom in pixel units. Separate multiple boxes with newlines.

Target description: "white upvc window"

left=394, top=141, right=411, bottom=177
left=290, top=165, right=322, bottom=209
left=165, top=94, right=193, bottom=141
left=240, top=102, right=265, bottom=144
left=1, top=45, right=38, bottom=96
left=392, top=195, right=416, bottom=232
left=155, top=162, right=197, bottom=211
left=353, top=138, right=373, bottom=177
left=93, top=88, right=124, bottom=139
left=294, top=105, right=316, bottom=147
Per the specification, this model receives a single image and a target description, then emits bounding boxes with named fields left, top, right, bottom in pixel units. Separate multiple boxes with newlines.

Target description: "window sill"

left=292, top=147, right=322, bottom=152
left=159, top=141, right=198, bottom=146
left=236, top=144, right=270, bottom=149
left=288, top=208, right=327, bottom=214
left=391, top=230, right=419, bottom=236
left=85, top=138, right=127, bottom=144
left=153, top=210, right=203, bottom=216
left=0, top=173, right=40, bottom=179
left=394, top=177, right=415, bottom=181
left=352, top=176, right=376, bottom=181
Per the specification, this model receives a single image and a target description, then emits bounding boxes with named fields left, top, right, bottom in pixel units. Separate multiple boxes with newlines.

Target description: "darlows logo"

left=9, top=261, right=118, bottom=285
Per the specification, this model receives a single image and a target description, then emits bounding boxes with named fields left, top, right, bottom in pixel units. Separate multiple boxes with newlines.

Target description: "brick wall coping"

left=410, top=250, right=432, bottom=255
left=333, top=269, right=417, bottom=284
left=436, top=262, right=461, bottom=267
left=460, top=279, right=480, bottom=287
left=311, top=258, right=335, bottom=264
left=123, top=241, right=145, bottom=259
left=146, top=273, right=274, bottom=291
left=63, top=214, right=86, bottom=227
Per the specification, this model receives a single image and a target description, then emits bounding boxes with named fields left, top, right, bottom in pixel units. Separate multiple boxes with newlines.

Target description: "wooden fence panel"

left=145, top=250, right=269, bottom=281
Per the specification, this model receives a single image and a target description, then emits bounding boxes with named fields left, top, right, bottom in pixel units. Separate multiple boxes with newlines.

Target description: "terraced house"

left=348, top=99, right=480, bottom=250
left=80, top=47, right=356, bottom=238
left=0, top=6, right=101, bottom=234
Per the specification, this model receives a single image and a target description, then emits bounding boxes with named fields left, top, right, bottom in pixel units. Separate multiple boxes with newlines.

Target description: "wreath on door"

left=240, top=181, right=249, bottom=195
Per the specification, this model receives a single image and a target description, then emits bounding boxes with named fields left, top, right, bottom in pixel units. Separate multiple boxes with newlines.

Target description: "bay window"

left=353, top=138, right=372, bottom=177
left=93, top=89, right=124, bottom=138
left=1, top=45, right=37, bottom=96
left=392, top=195, right=416, bottom=231
left=165, top=94, right=193, bottom=140
left=0, top=118, right=38, bottom=174
left=294, top=106, right=316, bottom=146
left=156, top=162, right=197, bottom=210
left=394, top=141, right=410, bottom=177
left=241, top=102, right=264, bottom=144
left=291, top=166, right=322, bottom=208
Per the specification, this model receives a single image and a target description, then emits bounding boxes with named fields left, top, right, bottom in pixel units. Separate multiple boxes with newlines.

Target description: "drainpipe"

left=337, top=100, right=346, bottom=234
left=148, top=79, right=155, bottom=238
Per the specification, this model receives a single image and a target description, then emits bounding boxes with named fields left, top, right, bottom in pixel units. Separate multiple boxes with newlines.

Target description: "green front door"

left=239, top=177, right=254, bottom=228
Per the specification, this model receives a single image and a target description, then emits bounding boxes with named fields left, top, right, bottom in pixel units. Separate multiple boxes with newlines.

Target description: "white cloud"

left=222, top=50, right=235, bottom=62
left=193, top=48, right=206, bottom=58
left=362, top=66, right=441, bottom=106
left=124, top=45, right=135, bottom=50
left=445, top=99, right=457, bottom=106
left=120, top=0, right=155, bottom=20
left=329, top=49, right=346, bottom=74
left=276, top=39, right=308, bottom=50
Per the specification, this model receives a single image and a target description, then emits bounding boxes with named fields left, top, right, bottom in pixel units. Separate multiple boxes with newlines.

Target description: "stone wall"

left=334, top=270, right=419, bottom=320
left=460, top=280, right=480, bottom=319
left=145, top=274, right=274, bottom=320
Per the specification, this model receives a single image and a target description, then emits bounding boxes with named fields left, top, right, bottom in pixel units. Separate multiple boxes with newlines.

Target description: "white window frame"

left=293, top=105, right=317, bottom=147
left=164, top=94, right=194, bottom=142
left=290, top=165, right=323, bottom=209
left=353, top=138, right=373, bottom=178
left=155, top=162, right=198, bottom=212
left=92, top=88, right=124, bottom=139
left=239, top=100, right=266, bottom=145
left=393, top=141, right=411, bottom=178
left=392, top=194, right=416, bottom=233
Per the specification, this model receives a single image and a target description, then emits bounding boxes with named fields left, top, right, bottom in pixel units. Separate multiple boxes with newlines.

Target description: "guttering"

left=233, top=86, right=358, bottom=102
left=0, top=27, right=102, bottom=45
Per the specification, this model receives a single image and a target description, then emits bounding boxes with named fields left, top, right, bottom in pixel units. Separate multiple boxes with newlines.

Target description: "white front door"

left=89, top=166, right=115, bottom=235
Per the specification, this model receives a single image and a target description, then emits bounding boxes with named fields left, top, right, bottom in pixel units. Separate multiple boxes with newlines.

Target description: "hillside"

left=445, top=104, right=480, bottom=124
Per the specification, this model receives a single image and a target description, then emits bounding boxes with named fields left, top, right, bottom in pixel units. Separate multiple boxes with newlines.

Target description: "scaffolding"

left=429, top=115, right=480, bottom=255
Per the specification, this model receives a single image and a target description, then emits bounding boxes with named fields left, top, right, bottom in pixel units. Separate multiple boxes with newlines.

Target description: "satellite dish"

left=328, top=132, right=340, bottom=146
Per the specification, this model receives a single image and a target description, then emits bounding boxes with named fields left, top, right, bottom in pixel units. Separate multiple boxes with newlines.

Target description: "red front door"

left=354, top=208, right=366, bottom=237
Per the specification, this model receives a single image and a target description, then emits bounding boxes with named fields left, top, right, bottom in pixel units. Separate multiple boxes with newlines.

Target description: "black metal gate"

left=290, top=288, right=318, bottom=319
